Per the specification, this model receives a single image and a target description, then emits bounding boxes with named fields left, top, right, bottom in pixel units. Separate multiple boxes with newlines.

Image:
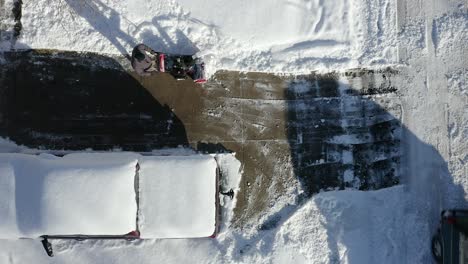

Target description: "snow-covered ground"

left=0, top=0, right=466, bottom=263
left=9, top=0, right=397, bottom=76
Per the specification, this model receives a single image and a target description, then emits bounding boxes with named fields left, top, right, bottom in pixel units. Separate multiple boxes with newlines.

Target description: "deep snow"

left=11, top=0, right=397, bottom=76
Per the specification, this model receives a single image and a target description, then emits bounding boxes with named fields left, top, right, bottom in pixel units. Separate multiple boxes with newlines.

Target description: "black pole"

left=40, top=236, right=54, bottom=257
left=220, top=188, right=234, bottom=200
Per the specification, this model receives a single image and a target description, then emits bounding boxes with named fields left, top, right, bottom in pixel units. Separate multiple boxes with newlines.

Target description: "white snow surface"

left=0, top=153, right=138, bottom=238
left=0, top=151, right=223, bottom=240
left=138, top=156, right=217, bottom=238
left=12, top=0, right=397, bottom=76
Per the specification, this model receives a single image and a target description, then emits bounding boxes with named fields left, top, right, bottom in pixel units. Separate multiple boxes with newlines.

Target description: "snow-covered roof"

left=138, top=156, right=218, bottom=238
left=0, top=153, right=138, bottom=238
left=0, top=153, right=218, bottom=239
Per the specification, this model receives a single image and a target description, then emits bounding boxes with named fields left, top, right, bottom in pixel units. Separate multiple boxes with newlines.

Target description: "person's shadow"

left=136, top=17, right=199, bottom=56
left=64, top=0, right=136, bottom=58
left=63, top=0, right=200, bottom=59
left=0, top=0, right=22, bottom=51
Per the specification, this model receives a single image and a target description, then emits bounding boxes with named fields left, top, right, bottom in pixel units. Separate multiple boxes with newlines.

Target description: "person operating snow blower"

left=131, top=43, right=206, bottom=83
left=131, top=44, right=159, bottom=76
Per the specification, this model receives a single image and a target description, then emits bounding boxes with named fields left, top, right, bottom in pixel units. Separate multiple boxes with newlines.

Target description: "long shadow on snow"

left=0, top=0, right=52, bottom=234
left=64, top=0, right=136, bottom=58
left=63, top=0, right=199, bottom=58
left=232, top=70, right=467, bottom=263
left=137, top=17, right=199, bottom=55
left=283, top=70, right=466, bottom=263
left=0, top=0, right=22, bottom=50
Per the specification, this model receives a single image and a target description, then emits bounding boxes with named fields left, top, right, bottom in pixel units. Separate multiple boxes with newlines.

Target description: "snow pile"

left=0, top=153, right=138, bottom=238
left=215, top=154, right=242, bottom=227
left=270, top=187, right=411, bottom=263
left=138, top=155, right=217, bottom=238
left=12, top=0, right=397, bottom=75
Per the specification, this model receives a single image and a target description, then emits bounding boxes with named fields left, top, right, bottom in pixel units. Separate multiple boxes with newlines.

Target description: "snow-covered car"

left=432, top=210, right=468, bottom=263
left=0, top=153, right=219, bottom=256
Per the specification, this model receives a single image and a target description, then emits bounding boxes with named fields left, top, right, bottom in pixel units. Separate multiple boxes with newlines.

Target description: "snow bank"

left=0, top=153, right=138, bottom=238
left=12, top=0, right=397, bottom=76
left=271, top=187, right=410, bottom=264
left=215, top=153, right=242, bottom=228
left=138, top=155, right=217, bottom=238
